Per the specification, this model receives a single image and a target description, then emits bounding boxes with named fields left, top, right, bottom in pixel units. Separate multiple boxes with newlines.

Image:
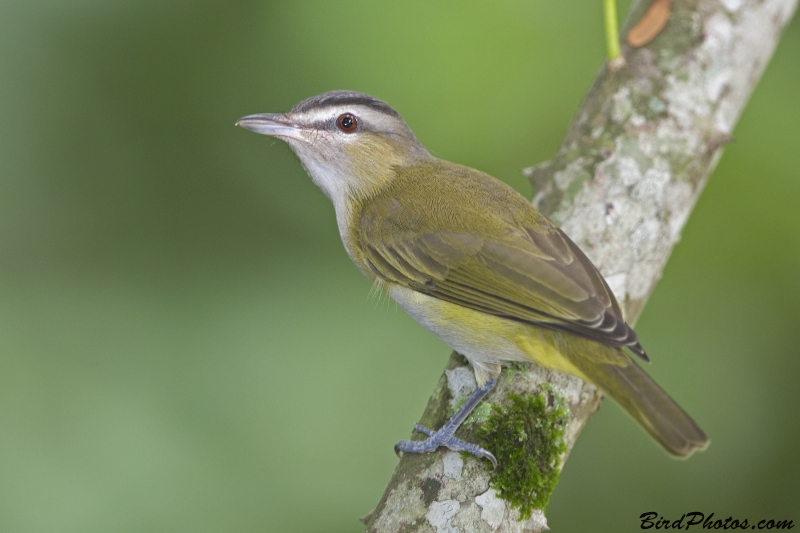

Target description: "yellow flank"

left=514, top=331, right=591, bottom=382
left=387, top=283, right=629, bottom=386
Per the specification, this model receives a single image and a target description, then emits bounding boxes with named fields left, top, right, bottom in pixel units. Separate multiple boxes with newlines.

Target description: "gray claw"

left=445, top=437, right=497, bottom=470
left=394, top=428, right=497, bottom=467
left=445, top=437, right=497, bottom=469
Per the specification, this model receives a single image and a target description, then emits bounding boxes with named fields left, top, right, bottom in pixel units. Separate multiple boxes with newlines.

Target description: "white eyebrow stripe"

left=291, top=106, right=408, bottom=135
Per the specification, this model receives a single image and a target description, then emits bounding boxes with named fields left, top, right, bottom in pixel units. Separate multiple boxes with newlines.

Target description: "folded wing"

left=356, top=165, right=647, bottom=360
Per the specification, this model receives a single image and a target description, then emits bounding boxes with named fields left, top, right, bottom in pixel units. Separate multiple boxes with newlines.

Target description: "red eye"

left=336, top=113, right=357, bottom=133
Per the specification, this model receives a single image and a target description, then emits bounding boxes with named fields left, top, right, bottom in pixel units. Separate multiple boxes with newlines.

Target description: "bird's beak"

left=236, top=113, right=306, bottom=142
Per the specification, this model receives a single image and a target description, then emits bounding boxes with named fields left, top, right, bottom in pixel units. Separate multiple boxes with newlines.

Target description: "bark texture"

left=363, top=1, right=798, bottom=531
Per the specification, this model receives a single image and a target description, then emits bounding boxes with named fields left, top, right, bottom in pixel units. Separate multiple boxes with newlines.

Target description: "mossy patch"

left=477, top=390, right=570, bottom=519
left=465, top=401, right=493, bottom=426
left=503, top=361, right=531, bottom=382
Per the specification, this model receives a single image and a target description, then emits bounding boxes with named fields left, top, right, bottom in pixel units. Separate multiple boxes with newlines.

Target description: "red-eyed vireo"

left=237, top=91, right=709, bottom=465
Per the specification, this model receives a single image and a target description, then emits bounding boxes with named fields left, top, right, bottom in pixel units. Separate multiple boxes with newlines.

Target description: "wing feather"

left=354, top=161, right=647, bottom=359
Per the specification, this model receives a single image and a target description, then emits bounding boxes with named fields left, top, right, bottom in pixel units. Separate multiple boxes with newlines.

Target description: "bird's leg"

left=394, top=377, right=498, bottom=468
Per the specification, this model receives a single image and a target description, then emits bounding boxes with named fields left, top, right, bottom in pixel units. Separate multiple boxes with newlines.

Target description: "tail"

left=579, top=358, right=709, bottom=458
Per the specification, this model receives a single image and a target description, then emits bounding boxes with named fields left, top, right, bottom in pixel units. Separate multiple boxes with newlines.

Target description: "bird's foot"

left=394, top=423, right=497, bottom=468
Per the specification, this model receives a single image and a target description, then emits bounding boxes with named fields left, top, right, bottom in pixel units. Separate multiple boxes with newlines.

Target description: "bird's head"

left=237, top=91, right=431, bottom=208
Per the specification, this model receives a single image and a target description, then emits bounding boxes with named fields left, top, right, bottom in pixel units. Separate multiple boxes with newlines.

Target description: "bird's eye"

left=336, top=113, right=357, bottom=133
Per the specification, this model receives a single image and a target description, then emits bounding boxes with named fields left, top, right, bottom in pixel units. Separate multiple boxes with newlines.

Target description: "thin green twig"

left=604, top=0, right=622, bottom=61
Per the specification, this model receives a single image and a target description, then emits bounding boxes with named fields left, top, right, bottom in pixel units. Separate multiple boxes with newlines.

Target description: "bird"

left=236, top=90, right=709, bottom=465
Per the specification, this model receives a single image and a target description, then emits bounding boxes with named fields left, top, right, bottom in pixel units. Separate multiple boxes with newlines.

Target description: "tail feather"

left=580, top=358, right=709, bottom=458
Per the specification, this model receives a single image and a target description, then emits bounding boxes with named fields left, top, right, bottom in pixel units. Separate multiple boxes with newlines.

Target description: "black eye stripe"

left=336, top=113, right=358, bottom=133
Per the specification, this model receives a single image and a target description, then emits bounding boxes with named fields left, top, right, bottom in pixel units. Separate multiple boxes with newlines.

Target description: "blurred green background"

left=1, top=1, right=798, bottom=531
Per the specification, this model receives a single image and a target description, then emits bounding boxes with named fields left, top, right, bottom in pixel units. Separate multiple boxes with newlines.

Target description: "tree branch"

left=362, top=1, right=798, bottom=531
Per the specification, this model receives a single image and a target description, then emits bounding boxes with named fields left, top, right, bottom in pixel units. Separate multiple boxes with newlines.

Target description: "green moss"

left=477, top=390, right=570, bottom=519
left=465, top=401, right=493, bottom=426
left=504, top=361, right=533, bottom=381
